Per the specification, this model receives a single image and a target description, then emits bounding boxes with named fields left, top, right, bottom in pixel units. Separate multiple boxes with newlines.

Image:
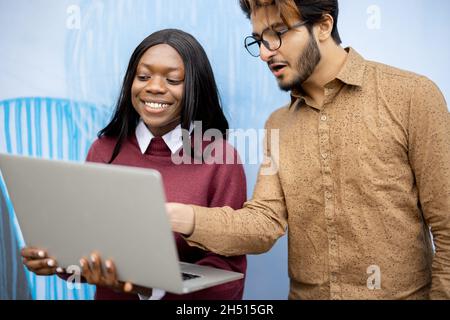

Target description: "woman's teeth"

left=144, top=102, right=170, bottom=110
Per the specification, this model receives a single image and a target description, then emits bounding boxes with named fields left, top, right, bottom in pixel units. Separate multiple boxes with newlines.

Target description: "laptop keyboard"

left=182, top=272, right=201, bottom=281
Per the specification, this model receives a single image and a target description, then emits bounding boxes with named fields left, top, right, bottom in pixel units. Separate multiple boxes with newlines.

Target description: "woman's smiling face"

left=131, top=44, right=185, bottom=136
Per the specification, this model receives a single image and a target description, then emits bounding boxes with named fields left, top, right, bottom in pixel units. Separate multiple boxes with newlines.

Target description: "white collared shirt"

left=135, top=119, right=193, bottom=300
left=135, top=119, right=193, bottom=155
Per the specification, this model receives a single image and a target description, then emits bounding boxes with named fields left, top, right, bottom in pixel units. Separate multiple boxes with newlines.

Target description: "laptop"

left=0, top=153, right=243, bottom=295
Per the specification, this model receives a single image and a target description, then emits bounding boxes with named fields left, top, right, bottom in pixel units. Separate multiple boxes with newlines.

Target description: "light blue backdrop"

left=1, top=0, right=449, bottom=300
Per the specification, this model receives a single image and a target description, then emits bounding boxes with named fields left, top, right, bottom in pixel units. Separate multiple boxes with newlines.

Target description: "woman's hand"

left=21, top=247, right=62, bottom=276
left=80, top=252, right=152, bottom=296
left=79, top=252, right=126, bottom=292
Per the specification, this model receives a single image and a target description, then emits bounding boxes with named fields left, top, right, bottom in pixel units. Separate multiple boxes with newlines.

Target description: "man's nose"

left=259, top=44, right=276, bottom=62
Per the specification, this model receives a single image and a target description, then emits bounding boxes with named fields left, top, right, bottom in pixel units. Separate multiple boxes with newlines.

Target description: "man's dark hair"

left=240, top=0, right=342, bottom=45
left=98, top=29, right=229, bottom=163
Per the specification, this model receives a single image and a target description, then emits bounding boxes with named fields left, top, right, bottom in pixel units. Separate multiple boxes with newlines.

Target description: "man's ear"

left=317, top=14, right=334, bottom=42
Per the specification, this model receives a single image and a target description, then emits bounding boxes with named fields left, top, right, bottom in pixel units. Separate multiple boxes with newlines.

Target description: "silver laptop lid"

left=0, top=153, right=186, bottom=293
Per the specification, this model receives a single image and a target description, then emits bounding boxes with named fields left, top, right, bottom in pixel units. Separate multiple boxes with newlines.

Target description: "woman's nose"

left=144, top=77, right=166, bottom=94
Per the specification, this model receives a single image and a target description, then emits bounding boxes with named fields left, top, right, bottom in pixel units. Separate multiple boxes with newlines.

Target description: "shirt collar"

left=135, top=119, right=194, bottom=155
left=335, top=47, right=366, bottom=87
left=289, top=47, right=366, bottom=109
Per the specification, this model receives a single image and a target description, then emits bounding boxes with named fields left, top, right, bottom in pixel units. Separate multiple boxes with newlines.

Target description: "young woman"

left=21, top=29, right=247, bottom=300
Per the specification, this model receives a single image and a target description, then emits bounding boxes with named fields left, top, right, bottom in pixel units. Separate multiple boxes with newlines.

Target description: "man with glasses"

left=166, top=0, right=450, bottom=299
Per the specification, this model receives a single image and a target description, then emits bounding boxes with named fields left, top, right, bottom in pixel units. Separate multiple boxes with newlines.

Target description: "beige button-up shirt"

left=187, top=48, right=450, bottom=299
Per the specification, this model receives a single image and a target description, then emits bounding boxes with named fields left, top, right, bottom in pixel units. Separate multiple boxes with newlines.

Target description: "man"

left=167, top=0, right=450, bottom=299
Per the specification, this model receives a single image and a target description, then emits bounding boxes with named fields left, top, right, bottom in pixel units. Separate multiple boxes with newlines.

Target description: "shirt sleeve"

left=186, top=117, right=288, bottom=256
left=164, top=145, right=248, bottom=300
left=408, top=76, right=450, bottom=299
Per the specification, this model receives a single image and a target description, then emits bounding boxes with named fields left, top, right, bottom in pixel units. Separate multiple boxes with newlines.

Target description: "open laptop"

left=0, top=153, right=243, bottom=295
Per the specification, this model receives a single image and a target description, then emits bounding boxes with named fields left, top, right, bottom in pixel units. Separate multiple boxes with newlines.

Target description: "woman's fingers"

left=24, top=258, right=58, bottom=275
left=56, top=267, right=66, bottom=274
left=104, top=259, right=119, bottom=287
left=90, top=253, right=103, bottom=282
left=21, top=247, right=47, bottom=259
left=81, top=253, right=113, bottom=286
left=79, top=257, right=93, bottom=282
left=25, top=258, right=56, bottom=269
left=20, top=247, right=135, bottom=291
left=79, top=253, right=132, bottom=293
left=123, top=282, right=134, bottom=293
left=20, top=247, right=59, bottom=276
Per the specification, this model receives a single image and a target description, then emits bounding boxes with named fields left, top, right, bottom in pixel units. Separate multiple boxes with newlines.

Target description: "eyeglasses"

left=244, top=21, right=309, bottom=57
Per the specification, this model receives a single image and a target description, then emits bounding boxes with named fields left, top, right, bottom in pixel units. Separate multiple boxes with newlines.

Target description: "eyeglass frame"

left=244, top=20, right=310, bottom=57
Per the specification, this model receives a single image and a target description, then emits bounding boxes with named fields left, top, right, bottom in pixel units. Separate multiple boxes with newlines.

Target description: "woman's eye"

left=167, top=79, right=183, bottom=85
left=137, top=75, right=150, bottom=81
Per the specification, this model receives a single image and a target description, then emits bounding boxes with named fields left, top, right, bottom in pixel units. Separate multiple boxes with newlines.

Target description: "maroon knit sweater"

left=75, top=134, right=247, bottom=300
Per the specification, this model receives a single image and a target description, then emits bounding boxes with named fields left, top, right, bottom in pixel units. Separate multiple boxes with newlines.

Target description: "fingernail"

left=56, top=267, right=63, bottom=273
left=79, top=260, right=85, bottom=267
left=38, top=251, right=45, bottom=258
left=105, top=260, right=112, bottom=269
left=90, top=254, right=96, bottom=263
left=47, top=260, right=55, bottom=267
left=124, top=282, right=133, bottom=292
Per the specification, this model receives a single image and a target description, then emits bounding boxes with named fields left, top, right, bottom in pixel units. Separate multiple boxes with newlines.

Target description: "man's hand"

left=166, top=203, right=195, bottom=236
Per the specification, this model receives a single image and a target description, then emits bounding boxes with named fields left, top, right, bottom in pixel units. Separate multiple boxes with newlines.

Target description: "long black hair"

left=98, top=29, right=229, bottom=163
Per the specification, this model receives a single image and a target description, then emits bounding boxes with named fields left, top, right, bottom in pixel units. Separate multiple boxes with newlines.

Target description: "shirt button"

left=322, top=153, right=328, bottom=159
left=326, top=192, right=333, bottom=200
left=321, top=115, right=328, bottom=121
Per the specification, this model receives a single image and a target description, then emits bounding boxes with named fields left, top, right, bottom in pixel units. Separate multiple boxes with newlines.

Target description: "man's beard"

left=278, top=32, right=322, bottom=92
